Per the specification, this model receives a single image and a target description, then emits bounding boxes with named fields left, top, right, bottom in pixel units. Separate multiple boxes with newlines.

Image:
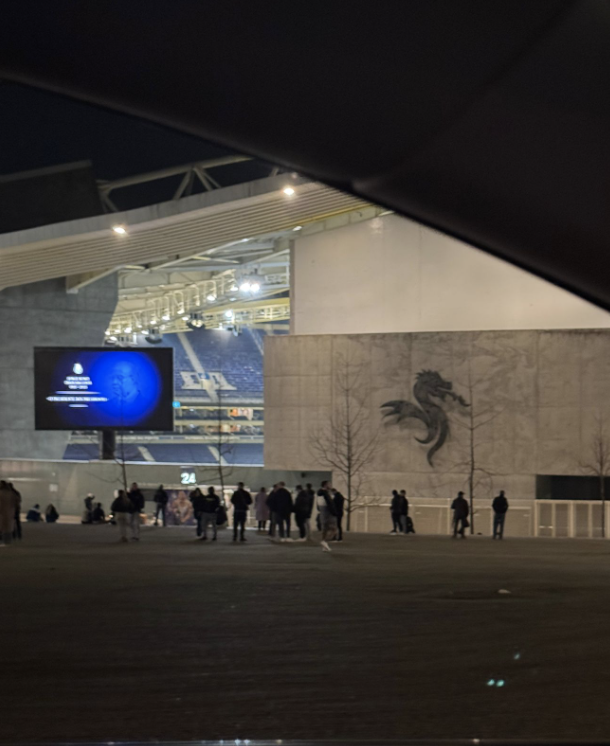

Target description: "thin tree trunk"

left=602, top=475, right=606, bottom=539
left=347, top=471, right=352, bottom=531
left=469, top=405, right=475, bottom=534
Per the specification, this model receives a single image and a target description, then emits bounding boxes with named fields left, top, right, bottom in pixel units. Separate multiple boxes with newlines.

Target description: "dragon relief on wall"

left=381, top=370, right=469, bottom=467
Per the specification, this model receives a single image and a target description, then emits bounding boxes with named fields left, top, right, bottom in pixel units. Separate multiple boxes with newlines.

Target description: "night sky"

left=0, top=82, right=273, bottom=209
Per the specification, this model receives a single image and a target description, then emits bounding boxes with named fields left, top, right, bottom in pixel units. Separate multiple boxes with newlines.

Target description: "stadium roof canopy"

left=0, top=166, right=378, bottom=333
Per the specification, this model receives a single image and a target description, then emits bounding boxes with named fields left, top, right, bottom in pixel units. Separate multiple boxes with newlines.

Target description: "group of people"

left=109, top=483, right=145, bottom=542
left=186, top=480, right=344, bottom=550
left=0, top=480, right=60, bottom=545
left=0, top=476, right=512, bottom=546
left=450, top=490, right=509, bottom=539
left=389, top=489, right=415, bottom=534
left=116, top=480, right=345, bottom=552
left=252, top=482, right=346, bottom=545
left=81, top=494, right=106, bottom=525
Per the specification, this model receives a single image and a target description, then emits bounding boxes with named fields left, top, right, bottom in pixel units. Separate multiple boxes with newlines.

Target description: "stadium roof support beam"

left=97, top=155, right=252, bottom=211
left=65, top=267, right=118, bottom=293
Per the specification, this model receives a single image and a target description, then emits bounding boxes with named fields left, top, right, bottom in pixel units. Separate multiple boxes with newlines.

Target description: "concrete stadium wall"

left=0, top=458, right=328, bottom=517
left=264, top=329, right=610, bottom=506
left=291, top=213, right=610, bottom=334
left=0, top=275, right=117, bottom=459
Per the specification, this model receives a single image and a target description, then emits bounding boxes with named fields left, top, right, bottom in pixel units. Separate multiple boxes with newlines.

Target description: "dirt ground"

left=2, top=524, right=610, bottom=742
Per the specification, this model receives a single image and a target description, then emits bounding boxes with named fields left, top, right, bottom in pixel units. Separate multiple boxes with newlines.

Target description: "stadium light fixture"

left=181, top=315, right=190, bottom=321
left=161, top=313, right=170, bottom=321
left=124, top=326, right=132, bottom=333
left=206, top=294, right=216, bottom=302
left=230, top=284, right=238, bottom=292
left=293, top=225, right=302, bottom=231
left=112, top=225, right=127, bottom=235
left=282, top=186, right=295, bottom=196
left=225, top=310, right=234, bottom=319
left=187, top=312, right=205, bottom=330
left=250, top=282, right=260, bottom=293
left=239, top=281, right=251, bottom=292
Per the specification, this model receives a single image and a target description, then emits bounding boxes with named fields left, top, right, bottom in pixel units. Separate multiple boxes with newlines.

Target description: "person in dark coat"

left=82, top=494, right=94, bottom=524
left=294, top=484, right=314, bottom=540
left=390, top=490, right=403, bottom=533
left=189, top=487, right=205, bottom=537
left=153, top=484, right=169, bottom=527
left=399, top=490, right=410, bottom=533
left=273, top=482, right=293, bottom=540
left=111, top=490, right=133, bottom=542
left=26, top=504, right=42, bottom=522
left=231, top=482, right=252, bottom=542
left=332, top=489, right=346, bottom=541
left=45, top=504, right=59, bottom=523
left=200, top=486, right=221, bottom=541
left=492, top=490, right=509, bottom=539
left=451, top=491, right=469, bottom=539
left=92, top=502, right=106, bottom=523
left=128, top=482, right=145, bottom=541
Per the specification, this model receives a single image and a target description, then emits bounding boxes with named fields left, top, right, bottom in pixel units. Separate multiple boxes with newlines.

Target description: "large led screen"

left=34, top=347, right=174, bottom=431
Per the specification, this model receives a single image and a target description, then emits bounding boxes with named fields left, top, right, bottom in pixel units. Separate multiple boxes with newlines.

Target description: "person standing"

left=128, top=482, right=145, bottom=541
left=390, top=490, right=403, bottom=533
left=0, top=480, right=17, bottom=545
left=399, top=489, right=410, bottom=534
left=153, top=484, right=169, bottom=526
left=451, top=491, right=469, bottom=539
left=190, top=487, right=205, bottom=537
left=266, top=484, right=278, bottom=536
left=273, top=482, right=293, bottom=540
left=231, top=482, right=252, bottom=542
left=9, top=483, right=22, bottom=540
left=294, top=485, right=314, bottom=540
left=254, top=487, right=270, bottom=531
left=332, top=488, right=346, bottom=541
left=317, top=480, right=338, bottom=552
left=111, top=490, right=133, bottom=543
left=492, top=490, right=509, bottom=539
left=199, top=486, right=221, bottom=541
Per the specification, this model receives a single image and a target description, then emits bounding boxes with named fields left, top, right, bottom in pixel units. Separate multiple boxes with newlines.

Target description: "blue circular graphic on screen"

left=86, top=351, right=162, bottom=426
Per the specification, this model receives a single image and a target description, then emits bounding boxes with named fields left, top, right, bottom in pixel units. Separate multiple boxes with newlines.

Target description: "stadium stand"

left=226, top=443, right=265, bottom=466
left=145, top=444, right=218, bottom=464
left=64, top=443, right=146, bottom=461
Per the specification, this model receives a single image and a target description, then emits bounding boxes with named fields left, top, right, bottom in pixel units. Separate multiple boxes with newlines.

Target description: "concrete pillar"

left=0, top=274, right=117, bottom=459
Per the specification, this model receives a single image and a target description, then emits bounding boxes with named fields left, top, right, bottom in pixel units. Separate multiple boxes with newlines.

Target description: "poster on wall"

left=166, top=489, right=196, bottom=526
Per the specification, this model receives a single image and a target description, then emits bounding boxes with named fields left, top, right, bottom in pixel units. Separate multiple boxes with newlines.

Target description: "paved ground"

left=2, top=525, right=610, bottom=742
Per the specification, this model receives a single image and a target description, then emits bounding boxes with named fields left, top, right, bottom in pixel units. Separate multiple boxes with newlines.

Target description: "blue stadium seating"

left=64, top=443, right=146, bottom=461
left=226, top=443, right=264, bottom=465
left=145, top=443, right=218, bottom=464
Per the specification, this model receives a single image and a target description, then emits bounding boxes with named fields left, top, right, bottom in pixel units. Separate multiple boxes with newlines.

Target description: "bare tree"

left=580, top=413, right=610, bottom=538
left=450, top=365, right=504, bottom=534
left=195, top=348, right=234, bottom=500
left=308, top=352, right=380, bottom=530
